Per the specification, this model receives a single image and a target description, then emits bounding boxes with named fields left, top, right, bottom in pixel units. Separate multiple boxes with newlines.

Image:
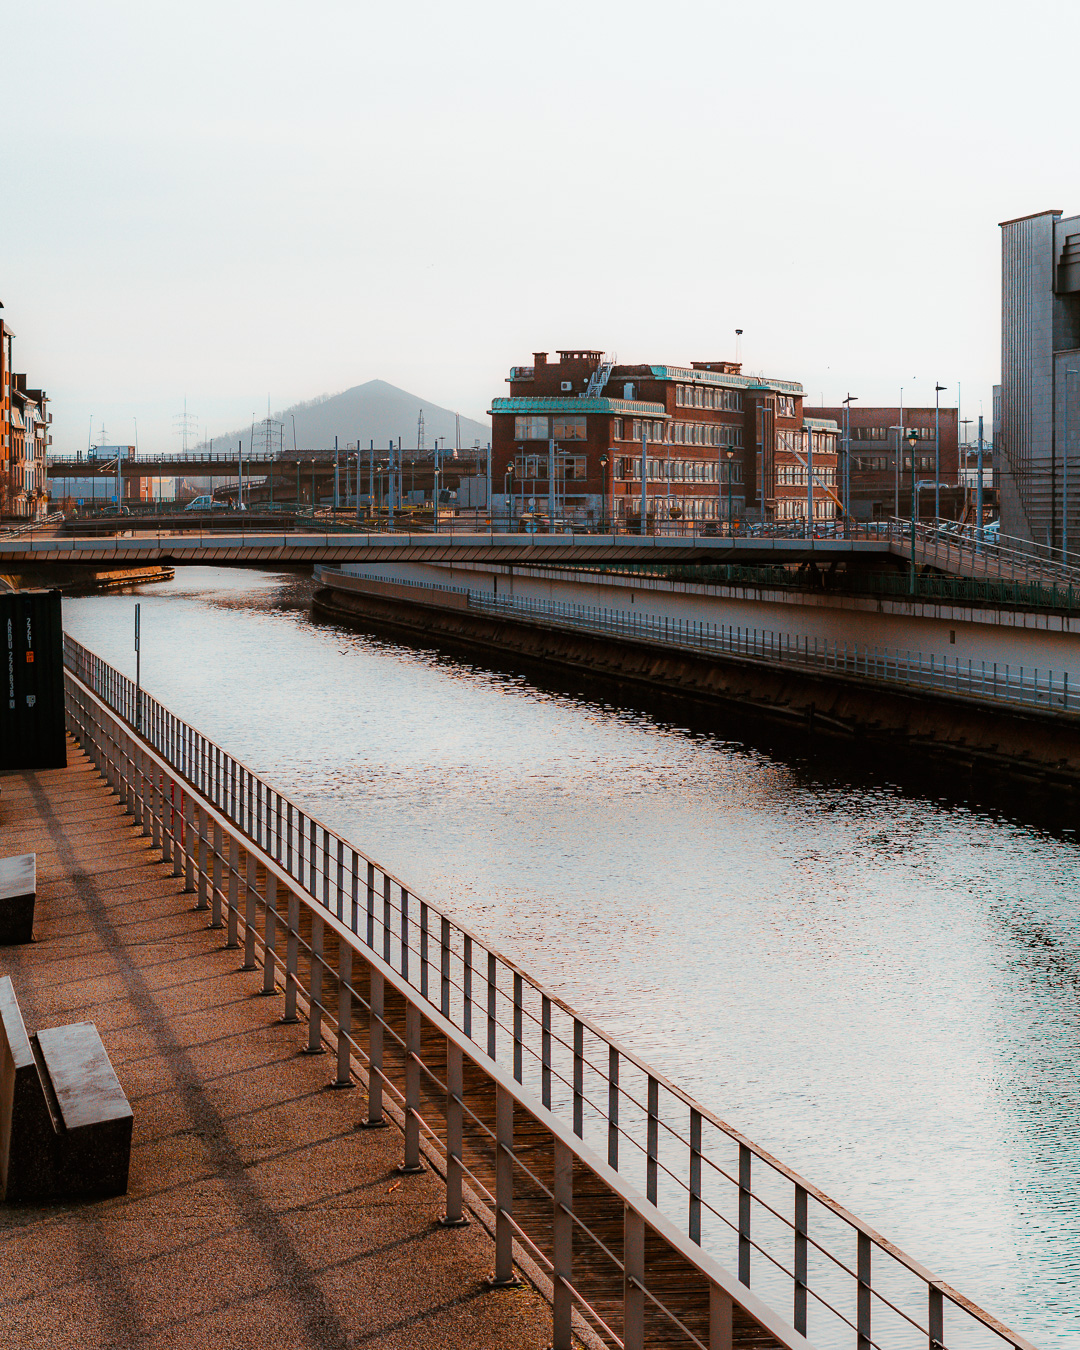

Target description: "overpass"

left=4, top=520, right=1080, bottom=587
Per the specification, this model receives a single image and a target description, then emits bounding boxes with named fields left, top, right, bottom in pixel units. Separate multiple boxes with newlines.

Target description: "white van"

left=183, top=495, right=227, bottom=512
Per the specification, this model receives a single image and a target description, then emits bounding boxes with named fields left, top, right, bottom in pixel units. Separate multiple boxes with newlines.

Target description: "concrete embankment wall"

left=337, top=560, right=1080, bottom=679
left=314, top=571, right=1080, bottom=788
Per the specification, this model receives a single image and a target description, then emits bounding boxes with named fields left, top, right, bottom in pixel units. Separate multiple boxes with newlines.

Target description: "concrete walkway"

left=0, top=745, right=555, bottom=1349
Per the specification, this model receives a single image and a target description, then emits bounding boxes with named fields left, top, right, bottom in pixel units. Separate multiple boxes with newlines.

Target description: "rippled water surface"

left=64, top=568, right=1080, bottom=1349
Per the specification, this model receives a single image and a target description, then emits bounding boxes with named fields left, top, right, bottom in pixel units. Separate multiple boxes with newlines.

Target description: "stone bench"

left=0, top=853, right=36, bottom=944
left=0, top=976, right=133, bottom=1202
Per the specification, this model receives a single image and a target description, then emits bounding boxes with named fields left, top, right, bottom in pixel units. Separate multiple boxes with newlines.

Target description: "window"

left=553, top=415, right=586, bottom=440
left=612, top=418, right=623, bottom=440
left=676, top=385, right=685, bottom=407
left=777, top=395, right=796, bottom=418
left=558, top=455, right=588, bottom=480
left=852, top=427, right=887, bottom=442
left=514, top=415, right=548, bottom=440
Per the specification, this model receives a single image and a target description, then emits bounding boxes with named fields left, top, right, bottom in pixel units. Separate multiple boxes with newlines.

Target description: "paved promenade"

left=0, top=744, right=555, bottom=1349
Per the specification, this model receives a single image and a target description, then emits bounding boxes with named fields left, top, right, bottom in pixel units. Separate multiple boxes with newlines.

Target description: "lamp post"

left=960, top=417, right=973, bottom=524
left=504, top=463, right=515, bottom=530
left=934, top=382, right=946, bottom=519
left=432, top=463, right=440, bottom=534
left=599, top=454, right=609, bottom=532
left=333, top=435, right=339, bottom=512
left=725, top=448, right=735, bottom=533
left=1064, top=369, right=1077, bottom=560
left=842, top=393, right=857, bottom=536
left=640, top=426, right=648, bottom=536
left=310, top=459, right=316, bottom=512
left=907, top=429, right=919, bottom=593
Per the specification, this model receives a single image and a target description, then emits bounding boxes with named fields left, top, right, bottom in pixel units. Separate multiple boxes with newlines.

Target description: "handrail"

left=62, top=633, right=1039, bottom=1350
left=324, top=568, right=1078, bottom=719
left=0, top=510, right=63, bottom=538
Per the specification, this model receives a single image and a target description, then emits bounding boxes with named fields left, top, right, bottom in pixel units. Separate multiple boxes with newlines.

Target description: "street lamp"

left=906, top=429, right=920, bottom=593
left=599, top=454, right=609, bottom=532
left=503, top=463, right=515, bottom=530
left=842, top=393, right=858, bottom=536
left=934, top=382, right=946, bottom=519
left=724, top=448, right=735, bottom=533
left=310, top=459, right=316, bottom=512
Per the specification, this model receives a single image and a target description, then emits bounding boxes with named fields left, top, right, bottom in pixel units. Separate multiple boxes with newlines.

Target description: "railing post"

left=710, top=1283, right=734, bottom=1350
left=689, top=1108, right=702, bottom=1243
left=150, top=762, right=161, bottom=850
left=182, top=792, right=196, bottom=893
left=210, top=820, right=224, bottom=928
left=332, top=942, right=353, bottom=1088
left=195, top=807, right=209, bottom=912
left=551, top=1136, right=573, bottom=1350
left=282, top=889, right=300, bottom=1023
left=647, top=1075, right=659, bottom=1205
left=242, top=851, right=259, bottom=971
left=857, top=1231, right=872, bottom=1350
left=304, top=914, right=325, bottom=1053
left=440, top=915, right=451, bottom=1019
left=489, top=1083, right=521, bottom=1287
left=573, top=1018, right=584, bottom=1138
left=359, top=967, right=388, bottom=1128
left=487, top=952, right=497, bottom=1059
left=541, top=995, right=552, bottom=1109
left=623, top=1205, right=645, bottom=1350
left=928, top=1284, right=944, bottom=1350
left=794, top=1183, right=808, bottom=1336
left=261, top=873, right=278, bottom=995
left=398, top=1001, right=424, bottom=1174
left=438, top=1039, right=468, bottom=1226
left=513, top=972, right=523, bottom=1083
left=226, top=836, right=240, bottom=949
left=608, top=1046, right=619, bottom=1170
left=738, top=1142, right=751, bottom=1285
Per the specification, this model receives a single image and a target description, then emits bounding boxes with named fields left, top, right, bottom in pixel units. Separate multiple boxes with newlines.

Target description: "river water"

left=63, top=568, right=1080, bottom=1349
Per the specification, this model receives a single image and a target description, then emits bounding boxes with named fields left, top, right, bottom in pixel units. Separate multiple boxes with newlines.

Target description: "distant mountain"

left=202, top=380, right=490, bottom=455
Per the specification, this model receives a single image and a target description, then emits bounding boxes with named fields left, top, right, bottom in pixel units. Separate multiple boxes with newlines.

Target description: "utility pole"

left=334, top=435, right=339, bottom=512
left=548, top=429, right=556, bottom=530
left=976, top=413, right=985, bottom=544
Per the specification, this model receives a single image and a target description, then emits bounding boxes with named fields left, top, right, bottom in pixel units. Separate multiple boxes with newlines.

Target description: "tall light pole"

left=842, top=393, right=857, bottom=535
left=975, top=414, right=985, bottom=546
left=960, top=417, right=973, bottom=523
left=907, top=429, right=919, bottom=593
left=1065, top=369, right=1078, bottom=559
left=333, top=435, right=339, bottom=512
left=640, top=426, right=648, bottom=536
left=806, top=426, right=814, bottom=536
left=934, top=382, right=946, bottom=519
left=504, top=462, right=515, bottom=530
left=896, top=387, right=903, bottom=518
left=725, top=448, right=735, bottom=533
left=599, top=454, right=609, bottom=532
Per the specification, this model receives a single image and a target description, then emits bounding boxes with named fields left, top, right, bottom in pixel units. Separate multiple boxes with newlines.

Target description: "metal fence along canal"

left=62, top=634, right=1038, bottom=1350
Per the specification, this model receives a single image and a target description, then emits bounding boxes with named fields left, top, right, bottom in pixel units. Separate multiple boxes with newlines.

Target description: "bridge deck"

left=0, top=747, right=555, bottom=1350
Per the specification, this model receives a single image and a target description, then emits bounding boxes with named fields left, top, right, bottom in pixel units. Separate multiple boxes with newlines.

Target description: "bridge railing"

left=63, top=633, right=1037, bottom=1350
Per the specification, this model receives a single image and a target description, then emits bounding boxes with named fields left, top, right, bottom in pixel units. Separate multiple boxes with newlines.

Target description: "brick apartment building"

left=490, top=350, right=839, bottom=527
left=0, top=301, right=50, bottom=520
left=803, top=404, right=959, bottom=521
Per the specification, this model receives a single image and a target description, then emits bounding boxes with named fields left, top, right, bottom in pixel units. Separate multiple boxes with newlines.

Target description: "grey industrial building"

left=999, top=208, right=1080, bottom=551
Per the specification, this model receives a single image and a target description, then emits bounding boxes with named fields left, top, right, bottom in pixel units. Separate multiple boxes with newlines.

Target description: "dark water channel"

left=63, top=568, right=1080, bottom=1349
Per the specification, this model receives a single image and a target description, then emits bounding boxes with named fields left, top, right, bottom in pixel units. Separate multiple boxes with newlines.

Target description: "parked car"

left=183, top=496, right=229, bottom=512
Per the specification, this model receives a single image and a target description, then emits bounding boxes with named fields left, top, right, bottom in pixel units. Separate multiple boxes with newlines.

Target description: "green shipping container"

left=1, top=589, right=67, bottom=770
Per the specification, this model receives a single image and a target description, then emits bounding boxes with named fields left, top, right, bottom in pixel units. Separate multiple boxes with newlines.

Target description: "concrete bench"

left=0, top=853, right=36, bottom=944
left=0, top=976, right=133, bottom=1202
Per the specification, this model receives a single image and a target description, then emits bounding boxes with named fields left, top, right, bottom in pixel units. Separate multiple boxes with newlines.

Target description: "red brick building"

left=802, top=404, right=959, bottom=521
left=490, top=350, right=839, bottom=528
left=0, top=301, right=50, bottom=519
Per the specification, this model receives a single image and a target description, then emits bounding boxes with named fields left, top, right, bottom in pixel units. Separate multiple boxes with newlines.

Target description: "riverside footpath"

left=0, top=744, right=553, bottom=1350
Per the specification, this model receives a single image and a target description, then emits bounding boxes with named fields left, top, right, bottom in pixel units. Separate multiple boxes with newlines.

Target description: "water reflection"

left=63, top=567, right=1080, bottom=1348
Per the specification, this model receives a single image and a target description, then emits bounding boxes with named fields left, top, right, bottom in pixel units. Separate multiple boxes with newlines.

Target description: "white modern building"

left=999, top=208, right=1080, bottom=552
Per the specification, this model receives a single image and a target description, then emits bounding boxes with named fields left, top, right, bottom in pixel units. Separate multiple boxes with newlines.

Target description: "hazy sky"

left=2, top=0, right=1074, bottom=452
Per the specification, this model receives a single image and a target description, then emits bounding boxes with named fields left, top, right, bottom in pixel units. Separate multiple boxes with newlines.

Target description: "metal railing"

left=324, top=569, right=1078, bottom=719
left=0, top=510, right=63, bottom=538
left=62, top=634, right=1037, bottom=1350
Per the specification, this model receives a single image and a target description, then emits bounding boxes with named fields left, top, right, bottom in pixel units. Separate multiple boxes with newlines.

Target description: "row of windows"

left=851, top=426, right=936, bottom=442
left=616, top=457, right=743, bottom=484
left=852, top=454, right=936, bottom=471
left=513, top=454, right=588, bottom=480
left=775, top=465, right=837, bottom=487
left=777, top=429, right=838, bottom=454
left=675, top=385, right=745, bottom=412
left=774, top=499, right=838, bottom=520
left=616, top=497, right=734, bottom=520
left=514, top=415, right=587, bottom=441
